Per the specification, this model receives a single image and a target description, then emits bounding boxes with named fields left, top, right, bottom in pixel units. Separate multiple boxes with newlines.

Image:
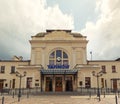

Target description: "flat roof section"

left=40, top=69, right=78, bottom=75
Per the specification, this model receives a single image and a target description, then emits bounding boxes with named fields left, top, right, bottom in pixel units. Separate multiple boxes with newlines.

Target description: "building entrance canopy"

left=40, top=69, right=78, bottom=75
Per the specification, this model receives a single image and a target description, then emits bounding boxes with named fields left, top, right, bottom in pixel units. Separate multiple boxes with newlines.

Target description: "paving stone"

left=0, top=95, right=120, bottom=104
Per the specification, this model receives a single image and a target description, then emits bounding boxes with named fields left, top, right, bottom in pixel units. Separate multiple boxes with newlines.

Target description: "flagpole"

left=90, top=51, right=92, bottom=60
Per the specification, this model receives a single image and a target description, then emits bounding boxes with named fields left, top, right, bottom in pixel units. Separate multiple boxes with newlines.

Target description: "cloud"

left=0, top=0, right=74, bottom=59
left=81, top=0, right=120, bottom=60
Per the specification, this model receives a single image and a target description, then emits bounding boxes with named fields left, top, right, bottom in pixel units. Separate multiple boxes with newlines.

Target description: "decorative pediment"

left=31, top=30, right=87, bottom=42
left=44, top=30, right=74, bottom=40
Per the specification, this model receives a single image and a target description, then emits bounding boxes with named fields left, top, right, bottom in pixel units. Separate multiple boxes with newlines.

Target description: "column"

left=63, top=75, right=65, bottom=92
left=73, top=75, right=76, bottom=91
left=43, top=75, right=45, bottom=91
left=72, top=47, right=76, bottom=68
left=41, top=47, right=45, bottom=67
left=53, top=75, right=55, bottom=92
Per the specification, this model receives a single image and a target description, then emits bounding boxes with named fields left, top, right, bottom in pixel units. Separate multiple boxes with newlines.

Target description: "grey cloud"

left=81, top=0, right=120, bottom=60
left=0, top=0, right=74, bottom=59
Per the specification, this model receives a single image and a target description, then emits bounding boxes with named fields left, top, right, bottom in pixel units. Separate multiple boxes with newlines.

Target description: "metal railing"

left=77, top=87, right=120, bottom=95
left=0, top=87, right=120, bottom=96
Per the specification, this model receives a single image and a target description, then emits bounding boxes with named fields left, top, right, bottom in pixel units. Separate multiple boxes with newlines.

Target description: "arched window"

left=49, top=50, right=69, bottom=65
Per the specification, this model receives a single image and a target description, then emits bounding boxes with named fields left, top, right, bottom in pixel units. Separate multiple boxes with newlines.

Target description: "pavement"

left=0, top=94, right=120, bottom=104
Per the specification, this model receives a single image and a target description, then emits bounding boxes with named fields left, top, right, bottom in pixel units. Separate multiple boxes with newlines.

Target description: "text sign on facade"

left=47, top=65, right=69, bottom=69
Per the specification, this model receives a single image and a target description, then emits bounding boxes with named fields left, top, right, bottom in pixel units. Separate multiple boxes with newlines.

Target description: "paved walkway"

left=0, top=94, right=120, bottom=104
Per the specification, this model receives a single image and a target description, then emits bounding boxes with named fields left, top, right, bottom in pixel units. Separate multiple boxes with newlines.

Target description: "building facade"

left=0, top=30, right=120, bottom=92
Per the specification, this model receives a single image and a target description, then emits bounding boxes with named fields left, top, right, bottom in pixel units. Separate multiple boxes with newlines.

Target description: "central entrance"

left=46, top=77, right=52, bottom=91
left=41, top=69, right=78, bottom=92
left=55, top=77, right=62, bottom=92
left=66, top=76, right=73, bottom=91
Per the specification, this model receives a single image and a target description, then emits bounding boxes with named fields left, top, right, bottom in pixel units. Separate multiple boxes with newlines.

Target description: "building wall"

left=0, top=61, right=29, bottom=89
left=89, top=61, right=120, bottom=89
left=0, top=30, right=120, bottom=91
left=17, top=66, right=41, bottom=89
left=30, top=30, right=88, bottom=69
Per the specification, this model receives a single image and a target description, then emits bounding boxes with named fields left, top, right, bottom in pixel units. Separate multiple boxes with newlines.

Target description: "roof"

left=88, top=58, right=120, bottom=62
left=46, top=29, right=71, bottom=33
left=35, top=30, right=83, bottom=37
left=0, top=60, right=30, bottom=62
left=71, top=33, right=83, bottom=37
left=115, top=58, right=120, bottom=61
left=35, top=32, right=47, bottom=37
left=40, top=69, right=78, bottom=75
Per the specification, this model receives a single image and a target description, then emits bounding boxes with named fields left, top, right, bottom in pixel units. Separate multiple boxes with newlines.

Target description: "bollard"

left=1, top=90, right=3, bottom=96
left=115, top=95, right=118, bottom=104
left=104, top=92, right=105, bottom=98
left=118, top=91, right=120, bottom=98
left=80, top=87, right=82, bottom=93
left=98, top=95, right=101, bottom=101
left=13, top=92, right=14, bottom=98
left=89, top=92, right=91, bottom=99
left=27, top=92, right=29, bottom=98
left=18, top=93, right=21, bottom=102
left=2, top=96, right=4, bottom=104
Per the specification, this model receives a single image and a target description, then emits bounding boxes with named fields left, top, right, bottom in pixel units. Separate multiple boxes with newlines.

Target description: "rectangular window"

left=79, top=81, right=83, bottom=86
left=11, top=66, right=15, bottom=73
left=35, top=83, right=39, bottom=87
left=85, top=77, right=91, bottom=88
left=5, top=83, right=8, bottom=87
left=26, top=77, right=32, bottom=88
left=101, top=78, right=104, bottom=88
left=105, top=80, right=107, bottom=88
left=49, top=52, right=55, bottom=58
left=12, top=79, right=15, bottom=89
left=49, top=60, right=54, bottom=65
left=112, top=65, right=116, bottom=73
left=35, top=79, right=39, bottom=82
left=1, top=66, right=5, bottom=73
left=56, top=50, right=62, bottom=58
left=63, top=60, right=68, bottom=65
left=101, top=65, right=106, bottom=73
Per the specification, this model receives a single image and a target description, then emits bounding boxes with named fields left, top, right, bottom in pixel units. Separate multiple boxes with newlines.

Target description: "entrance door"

left=66, top=77, right=73, bottom=91
left=113, top=79, right=117, bottom=91
left=0, top=80, right=4, bottom=89
left=55, top=77, right=62, bottom=92
left=46, top=77, right=52, bottom=92
left=85, top=77, right=91, bottom=88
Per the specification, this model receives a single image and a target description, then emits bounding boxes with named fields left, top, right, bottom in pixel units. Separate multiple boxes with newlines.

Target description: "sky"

left=0, top=0, right=120, bottom=60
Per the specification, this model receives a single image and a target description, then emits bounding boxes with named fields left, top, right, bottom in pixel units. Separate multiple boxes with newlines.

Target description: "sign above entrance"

left=47, top=65, right=69, bottom=69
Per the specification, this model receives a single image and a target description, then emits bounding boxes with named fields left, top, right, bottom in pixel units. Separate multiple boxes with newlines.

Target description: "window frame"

left=10, top=66, right=16, bottom=74
left=112, top=65, right=116, bottom=73
left=101, top=65, right=106, bottom=73
left=49, top=50, right=69, bottom=65
left=1, top=66, right=5, bottom=73
left=85, top=77, right=91, bottom=88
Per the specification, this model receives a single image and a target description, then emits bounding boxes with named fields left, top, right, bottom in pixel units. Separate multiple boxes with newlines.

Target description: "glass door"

left=46, top=77, right=53, bottom=92
left=66, top=77, right=73, bottom=91
left=55, top=77, right=62, bottom=92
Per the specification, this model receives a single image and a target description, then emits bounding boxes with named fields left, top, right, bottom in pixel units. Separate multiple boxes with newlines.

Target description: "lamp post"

left=16, top=71, right=26, bottom=102
left=92, top=71, right=103, bottom=101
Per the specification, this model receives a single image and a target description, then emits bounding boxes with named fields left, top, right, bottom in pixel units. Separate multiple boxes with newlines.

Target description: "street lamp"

left=92, top=71, right=103, bottom=101
left=16, top=71, right=27, bottom=102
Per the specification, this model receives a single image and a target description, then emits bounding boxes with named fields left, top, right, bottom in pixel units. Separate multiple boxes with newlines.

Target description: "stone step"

left=34, top=91, right=90, bottom=96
